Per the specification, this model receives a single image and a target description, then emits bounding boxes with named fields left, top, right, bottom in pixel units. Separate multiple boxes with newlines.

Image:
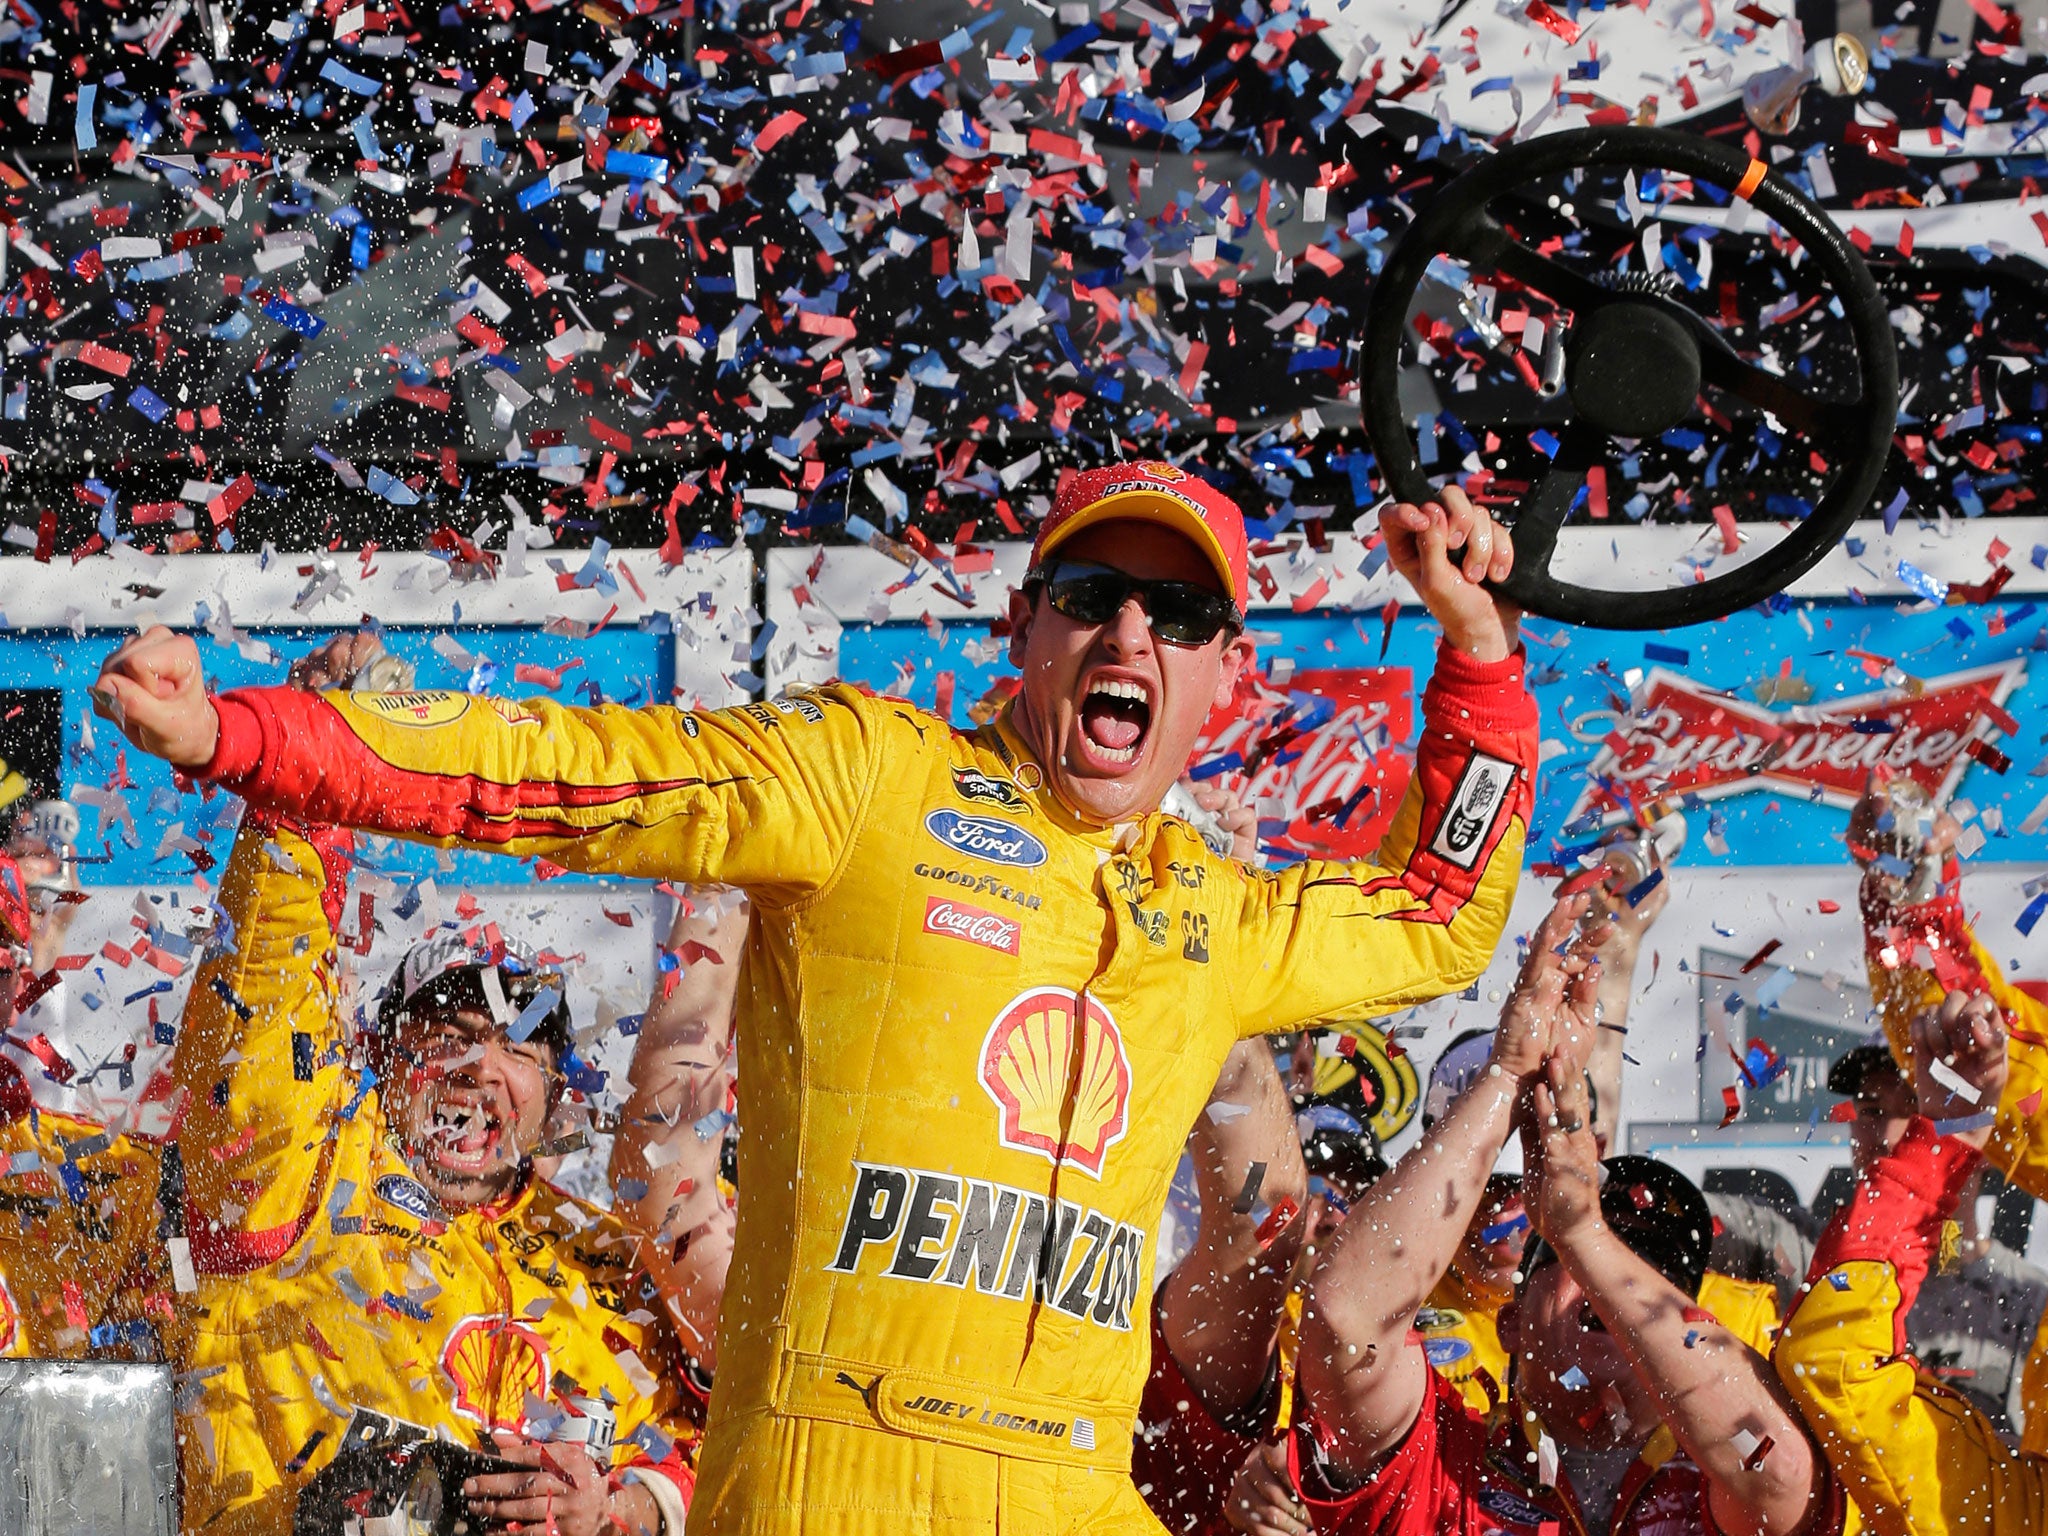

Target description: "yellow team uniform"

left=1862, top=873, right=2048, bottom=1452
left=174, top=823, right=700, bottom=1533
left=1779, top=1118, right=2045, bottom=1536
left=192, top=649, right=1537, bottom=1534
left=0, top=1099, right=163, bottom=1357
left=1700, top=1270, right=1780, bottom=1357
left=1418, top=1267, right=1509, bottom=1415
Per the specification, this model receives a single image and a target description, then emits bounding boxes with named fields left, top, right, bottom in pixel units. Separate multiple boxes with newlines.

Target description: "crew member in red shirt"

left=1281, top=895, right=1842, bottom=1536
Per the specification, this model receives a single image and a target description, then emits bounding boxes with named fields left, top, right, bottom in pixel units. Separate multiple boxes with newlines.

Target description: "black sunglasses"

left=1026, top=559, right=1243, bottom=647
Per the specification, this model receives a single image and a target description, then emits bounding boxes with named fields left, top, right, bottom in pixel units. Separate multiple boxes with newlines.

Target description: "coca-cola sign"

left=923, top=896, right=1024, bottom=956
left=1571, top=659, right=2026, bottom=826
left=1190, top=668, right=1418, bottom=862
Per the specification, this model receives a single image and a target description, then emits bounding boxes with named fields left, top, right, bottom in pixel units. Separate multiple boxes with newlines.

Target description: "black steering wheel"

left=1360, top=126, right=1899, bottom=631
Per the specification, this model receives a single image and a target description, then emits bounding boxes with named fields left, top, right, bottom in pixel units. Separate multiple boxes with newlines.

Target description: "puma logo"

left=835, top=1370, right=884, bottom=1417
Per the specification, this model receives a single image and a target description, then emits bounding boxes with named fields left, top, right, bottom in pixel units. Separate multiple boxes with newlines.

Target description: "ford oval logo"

left=375, top=1174, right=439, bottom=1222
left=923, top=809, right=1048, bottom=868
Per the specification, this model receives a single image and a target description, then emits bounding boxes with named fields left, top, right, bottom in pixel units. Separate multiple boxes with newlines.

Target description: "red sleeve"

left=1286, top=1361, right=1484, bottom=1536
left=1801, top=1116, right=1981, bottom=1356
left=1133, top=1297, right=1265, bottom=1534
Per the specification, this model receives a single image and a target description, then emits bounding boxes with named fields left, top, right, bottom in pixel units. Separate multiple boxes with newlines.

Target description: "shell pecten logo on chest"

left=978, top=987, right=1130, bottom=1178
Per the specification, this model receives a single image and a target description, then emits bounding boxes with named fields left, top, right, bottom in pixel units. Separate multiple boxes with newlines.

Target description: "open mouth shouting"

left=417, top=1091, right=507, bottom=1178
left=1075, top=672, right=1154, bottom=772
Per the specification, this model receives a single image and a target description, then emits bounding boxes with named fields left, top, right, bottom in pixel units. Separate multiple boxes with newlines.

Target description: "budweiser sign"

left=923, top=896, right=1023, bottom=956
left=1572, top=659, right=2026, bottom=825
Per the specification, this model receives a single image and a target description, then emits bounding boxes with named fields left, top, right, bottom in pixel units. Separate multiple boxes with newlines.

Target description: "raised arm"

left=93, top=626, right=879, bottom=903
left=1850, top=775, right=2048, bottom=1203
left=175, top=818, right=354, bottom=1271
left=1579, top=840, right=1672, bottom=1152
left=1527, top=1060, right=1825, bottom=1536
left=611, top=886, right=748, bottom=1370
left=1219, top=639, right=1539, bottom=1038
left=1296, top=894, right=1599, bottom=1475
left=1777, top=990, right=2043, bottom=1536
left=1158, top=1037, right=1311, bottom=1419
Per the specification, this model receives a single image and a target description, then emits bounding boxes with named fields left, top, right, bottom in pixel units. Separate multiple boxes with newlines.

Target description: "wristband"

left=1934, top=1110, right=1996, bottom=1137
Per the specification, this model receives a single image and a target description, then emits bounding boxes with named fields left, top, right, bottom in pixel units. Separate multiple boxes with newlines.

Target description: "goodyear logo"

left=980, top=988, right=1129, bottom=1178
left=829, top=1161, right=1146, bottom=1333
left=350, top=690, right=472, bottom=728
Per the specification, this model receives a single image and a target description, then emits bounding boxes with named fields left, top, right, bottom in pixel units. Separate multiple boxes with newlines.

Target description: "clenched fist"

left=92, top=626, right=220, bottom=769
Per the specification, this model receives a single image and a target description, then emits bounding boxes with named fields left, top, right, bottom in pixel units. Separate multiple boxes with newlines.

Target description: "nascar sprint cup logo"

left=924, top=809, right=1048, bottom=868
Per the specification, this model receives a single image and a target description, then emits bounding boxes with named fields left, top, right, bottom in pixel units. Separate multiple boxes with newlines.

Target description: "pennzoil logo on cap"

left=979, top=988, right=1130, bottom=1178
left=351, top=690, right=472, bottom=728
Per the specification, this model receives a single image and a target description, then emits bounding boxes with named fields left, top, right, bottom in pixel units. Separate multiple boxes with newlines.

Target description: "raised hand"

left=1379, top=484, right=1520, bottom=664
left=1223, top=1441, right=1310, bottom=1536
left=1910, top=989, right=2010, bottom=1148
left=1524, top=1051, right=1604, bottom=1254
left=286, top=630, right=387, bottom=693
left=90, top=625, right=219, bottom=769
left=464, top=1431, right=614, bottom=1536
left=1490, top=892, right=1606, bottom=1082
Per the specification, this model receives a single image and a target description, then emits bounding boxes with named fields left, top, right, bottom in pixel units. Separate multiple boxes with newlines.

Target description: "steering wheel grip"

left=1360, top=126, right=1899, bottom=631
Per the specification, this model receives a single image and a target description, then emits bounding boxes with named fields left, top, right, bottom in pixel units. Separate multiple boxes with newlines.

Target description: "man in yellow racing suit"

left=169, top=643, right=701, bottom=1534
left=1852, top=778, right=2048, bottom=1452
left=1777, top=989, right=2047, bottom=1536
left=98, top=466, right=1538, bottom=1534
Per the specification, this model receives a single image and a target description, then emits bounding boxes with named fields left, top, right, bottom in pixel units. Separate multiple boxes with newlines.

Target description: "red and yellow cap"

left=1033, top=462, right=1249, bottom=614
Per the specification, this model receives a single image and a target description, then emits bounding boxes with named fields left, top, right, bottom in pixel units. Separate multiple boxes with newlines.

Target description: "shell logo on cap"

left=1138, top=461, right=1186, bottom=481
left=440, top=1315, right=551, bottom=1430
left=979, top=988, right=1131, bottom=1179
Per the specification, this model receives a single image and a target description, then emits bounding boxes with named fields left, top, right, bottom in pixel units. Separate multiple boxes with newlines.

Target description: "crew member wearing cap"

left=1778, top=991, right=2048, bottom=1536
left=95, top=473, right=1537, bottom=1533
left=1817, top=1040, right=2048, bottom=1444
left=0, top=852, right=168, bottom=1362
left=168, top=636, right=699, bottom=1536
left=1284, top=894, right=1841, bottom=1536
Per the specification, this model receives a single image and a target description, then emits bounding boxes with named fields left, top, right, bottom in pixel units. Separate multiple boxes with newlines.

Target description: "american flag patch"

left=1071, top=1418, right=1096, bottom=1451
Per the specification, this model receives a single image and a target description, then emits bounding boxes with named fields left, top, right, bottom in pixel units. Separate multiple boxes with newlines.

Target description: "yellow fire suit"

left=1418, top=1267, right=1510, bottom=1415
left=1777, top=1117, right=2047, bottom=1536
left=175, top=822, right=699, bottom=1534
left=0, top=1088, right=164, bottom=1358
left=1862, top=868, right=2048, bottom=1211
left=1861, top=869, right=2048, bottom=1453
left=193, top=644, right=1537, bottom=1534
left=1700, top=1270, right=1781, bottom=1357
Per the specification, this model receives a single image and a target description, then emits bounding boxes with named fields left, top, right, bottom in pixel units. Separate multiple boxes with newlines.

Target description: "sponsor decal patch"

left=951, top=766, right=1030, bottom=814
left=979, top=988, right=1130, bottom=1177
left=441, top=1315, right=551, bottom=1430
left=1423, top=1336, right=1475, bottom=1368
left=923, top=809, right=1048, bottom=868
left=828, top=1160, right=1147, bottom=1333
left=374, top=1173, right=439, bottom=1222
left=924, top=897, right=1022, bottom=956
left=351, top=690, right=472, bottom=728
left=1429, top=751, right=1516, bottom=870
